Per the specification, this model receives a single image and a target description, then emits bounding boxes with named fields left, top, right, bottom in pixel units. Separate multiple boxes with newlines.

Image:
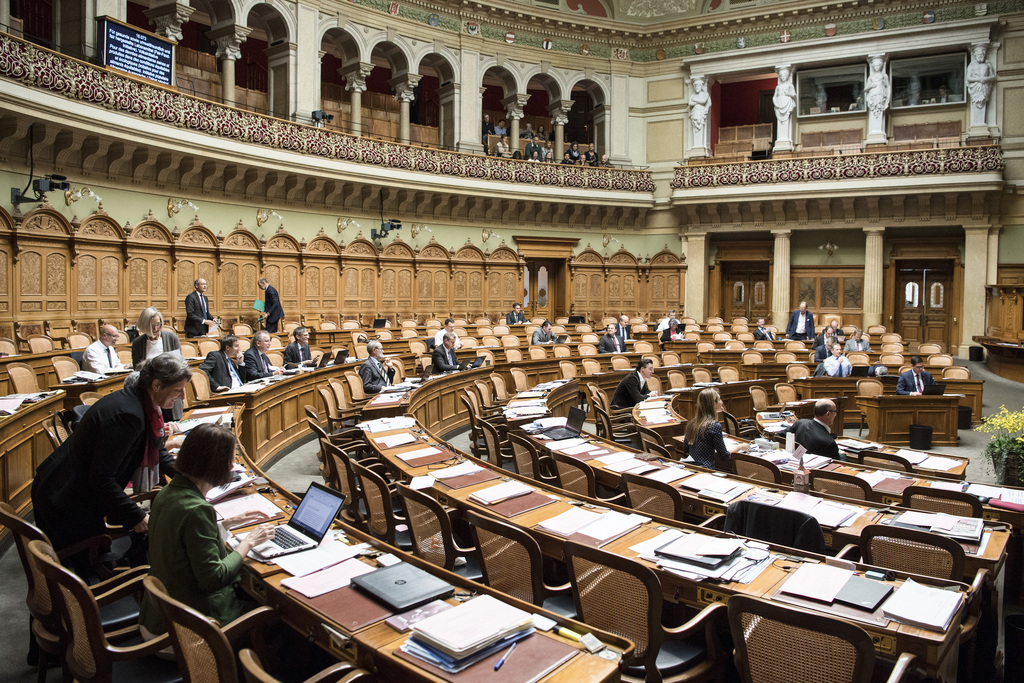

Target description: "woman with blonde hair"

left=681, top=388, right=730, bottom=470
left=132, top=306, right=182, bottom=368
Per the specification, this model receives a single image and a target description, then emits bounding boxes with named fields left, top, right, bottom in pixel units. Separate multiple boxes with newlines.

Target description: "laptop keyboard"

left=273, top=527, right=305, bottom=549
left=544, top=428, right=580, bottom=440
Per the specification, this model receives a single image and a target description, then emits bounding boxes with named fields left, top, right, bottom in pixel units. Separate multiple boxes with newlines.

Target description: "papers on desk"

left=595, top=451, right=634, bottom=465
left=213, top=494, right=283, bottom=527
left=468, top=481, right=533, bottom=505
left=358, top=416, right=417, bottom=433
left=177, top=413, right=231, bottom=433
left=882, top=578, right=963, bottom=631
left=560, top=442, right=600, bottom=457
left=430, top=462, right=483, bottom=480
left=604, top=457, right=659, bottom=475
left=274, top=540, right=368, bottom=578
left=65, top=370, right=105, bottom=382
left=637, top=399, right=668, bottom=410
left=575, top=511, right=650, bottom=543
left=645, top=467, right=692, bottom=484
left=637, top=409, right=675, bottom=424
left=677, top=473, right=752, bottom=503
left=918, top=456, right=961, bottom=472
left=855, top=470, right=889, bottom=488
left=374, top=432, right=419, bottom=449
left=892, top=511, right=984, bottom=543
left=966, top=483, right=1004, bottom=499
left=396, top=446, right=442, bottom=463
left=836, top=439, right=884, bottom=452
left=223, top=383, right=261, bottom=394
left=779, top=564, right=854, bottom=603
left=522, top=416, right=567, bottom=433
left=504, top=405, right=549, bottom=418
left=999, top=488, right=1024, bottom=504
left=547, top=437, right=588, bottom=452
left=281, top=557, right=376, bottom=598
left=507, top=399, right=547, bottom=408
left=634, top=530, right=772, bottom=583
left=0, top=397, right=25, bottom=415
left=536, top=507, right=603, bottom=536
left=409, top=475, right=435, bottom=490
left=893, top=449, right=930, bottom=465
left=775, top=492, right=859, bottom=528
left=761, top=422, right=790, bottom=434
left=929, top=480, right=967, bottom=492
left=369, top=392, right=405, bottom=405
left=516, top=391, right=546, bottom=398
left=205, top=469, right=256, bottom=503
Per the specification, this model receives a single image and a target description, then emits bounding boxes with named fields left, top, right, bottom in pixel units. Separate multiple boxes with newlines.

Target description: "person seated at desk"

left=359, top=340, right=396, bottom=394
left=200, top=335, right=253, bottom=392
left=868, top=364, right=888, bottom=378
left=83, top=323, right=128, bottom=373
left=611, top=358, right=655, bottom=408
left=844, top=328, right=872, bottom=353
left=432, top=333, right=461, bottom=372
left=506, top=303, right=526, bottom=325
left=813, top=329, right=836, bottom=363
left=781, top=399, right=841, bottom=460
left=139, top=424, right=275, bottom=640
left=896, top=355, right=936, bottom=395
left=598, top=323, right=626, bottom=354
left=531, top=321, right=555, bottom=344
left=822, top=343, right=852, bottom=377
left=131, top=306, right=182, bottom=368
left=659, top=319, right=683, bottom=349
left=814, top=320, right=840, bottom=348
left=752, top=317, right=775, bottom=341
left=30, top=353, right=192, bottom=571
left=786, top=301, right=814, bottom=341
left=680, top=388, right=731, bottom=470
left=244, top=330, right=283, bottom=379
left=283, top=327, right=318, bottom=367
left=655, top=309, right=677, bottom=333
left=433, top=318, right=463, bottom=350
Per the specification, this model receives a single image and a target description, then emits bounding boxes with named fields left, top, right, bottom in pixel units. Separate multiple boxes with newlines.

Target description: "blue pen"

left=494, top=642, right=517, bottom=671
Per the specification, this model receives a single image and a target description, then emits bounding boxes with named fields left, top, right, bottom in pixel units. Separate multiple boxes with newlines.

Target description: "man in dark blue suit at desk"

left=506, top=303, right=526, bottom=325
left=200, top=335, right=252, bottom=391
left=431, top=333, right=460, bottom=372
left=785, top=301, right=814, bottom=341
left=896, top=355, right=935, bottom=395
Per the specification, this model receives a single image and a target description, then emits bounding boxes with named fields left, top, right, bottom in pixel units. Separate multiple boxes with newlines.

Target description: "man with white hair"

left=244, top=330, right=283, bottom=379
left=359, top=340, right=395, bottom=394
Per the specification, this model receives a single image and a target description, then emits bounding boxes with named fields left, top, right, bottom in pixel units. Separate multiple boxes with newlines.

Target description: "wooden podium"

left=856, top=394, right=960, bottom=447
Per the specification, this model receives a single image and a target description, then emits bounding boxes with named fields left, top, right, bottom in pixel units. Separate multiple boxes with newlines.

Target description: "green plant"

left=974, top=406, right=1024, bottom=486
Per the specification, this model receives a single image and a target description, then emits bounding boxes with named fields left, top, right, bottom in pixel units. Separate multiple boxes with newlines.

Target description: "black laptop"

left=419, top=363, right=434, bottom=381
left=922, top=383, right=946, bottom=395
left=568, top=316, right=585, bottom=324
left=458, top=356, right=486, bottom=371
left=554, top=334, right=569, bottom=344
left=849, top=365, right=869, bottom=377
left=372, top=318, right=388, bottom=329
left=541, top=406, right=586, bottom=440
left=351, top=562, right=454, bottom=611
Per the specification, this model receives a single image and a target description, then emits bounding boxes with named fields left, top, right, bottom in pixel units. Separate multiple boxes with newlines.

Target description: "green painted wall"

left=999, top=225, right=1024, bottom=263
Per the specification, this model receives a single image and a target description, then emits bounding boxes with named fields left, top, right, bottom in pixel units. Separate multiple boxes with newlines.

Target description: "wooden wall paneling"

left=263, top=231, right=302, bottom=328
left=220, top=227, right=263, bottom=328
left=790, top=266, right=866, bottom=329
left=74, top=212, right=125, bottom=337
left=302, top=231, right=342, bottom=326
left=605, top=248, right=640, bottom=317
left=485, top=244, right=522, bottom=318
left=452, top=242, right=486, bottom=319
left=379, top=237, right=416, bottom=319
left=126, top=219, right=175, bottom=330
left=570, top=246, right=606, bottom=319
left=11, top=207, right=75, bottom=348
left=341, top=236, right=380, bottom=323
left=173, top=224, right=219, bottom=333
left=647, top=247, right=686, bottom=321
left=416, top=239, right=452, bottom=318
left=985, top=285, right=1024, bottom=339
left=997, top=265, right=1024, bottom=285
left=0, top=208, right=14, bottom=340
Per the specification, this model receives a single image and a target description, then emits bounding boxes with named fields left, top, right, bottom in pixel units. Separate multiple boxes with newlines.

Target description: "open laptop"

left=316, top=350, right=335, bottom=369
left=419, top=363, right=434, bottom=381
left=922, top=383, right=946, bottom=395
left=458, top=356, right=486, bottom=371
left=251, top=482, right=346, bottom=560
left=372, top=318, right=388, bottom=329
left=540, top=406, right=586, bottom=440
left=554, top=334, right=569, bottom=344
left=849, top=365, right=869, bottom=377
left=351, top=562, right=454, bottom=611
left=568, top=315, right=585, bottom=324
left=334, top=348, right=349, bottom=365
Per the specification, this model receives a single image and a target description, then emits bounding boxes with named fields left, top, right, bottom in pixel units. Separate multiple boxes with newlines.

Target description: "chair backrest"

left=610, top=355, right=630, bottom=371
left=550, top=451, right=598, bottom=497
left=774, top=351, right=796, bottom=363
left=642, top=354, right=661, bottom=369
left=718, top=366, right=740, bottom=383
left=713, top=332, right=732, bottom=342
left=927, top=354, right=953, bottom=367
left=191, top=368, right=212, bottom=402
left=7, top=361, right=40, bottom=393
left=558, top=360, right=578, bottom=379
left=492, top=325, right=510, bottom=335
left=578, top=343, right=597, bottom=356
left=683, top=331, right=700, bottom=341
left=528, top=346, right=547, bottom=360
left=847, top=352, right=870, bottom=366
left=510, top=367, right=529, bottom=392
left=728, top=594, right=877, bottom=683
left=860, top=525, right=965, bottom=580
left=667, top=370, right=687, bottom=389
left=692, top=367, right=713, bottom=384
left=724, top=499, right=827, bottom=554
left=855, top=378, right=883, bottom=397
left=266, top=351, right=284, bottom=367
left=179, top=341, right=199, bottom=358
left=401, top=328, right=418, bottom=338
left=197, top=339, right=219, bottom=357
left=621, top=471, right=684, bottom=520
left=505, top=348, right=523, bottom=363
left=67, top=332, right=93, bottom=349
left=902, top=485, right=983, bottom=518
left=582, top=358, right=601, bottom=375
left=343, top=372, right=368, bottom=401
left=574, top=324, right=593, bottom=333
left=27, top=334, right=55, bottom=353
left=753, top=340, right=774, bottom=351
left=633, top=341, right=654, bottom=353
left=784, top=340, right=805, bottom=351
left=501, top=334, right=521, bottom=348
left=856, top=449, right=913, bottom=472
left=51, top=355, right=80, bottom=382
left=786, top=364, right=810, bottom=381
left=508, top=432, right=543, bottom=480
left=79, top=391, right=103, bottom=406
left=143, top=575, right=240, bottom=683
left=233, top=323, right=253, bottom=336
left=696, top=341, right=716, bottom=354
left=809, top=470, right=872, bottom=500
left=282, top=322, right=299, bottom=335
left=465, top=510, right=549, bottom=606
left=942, top=366, right=970, bottom=379
left=773, top=383, right=796, bottom=404
left=646, top=375, right=662, bottom=395
left=742, top=351, right=763, bottom=364
left=460, top=336, right=478, bottom=348
left=397, top=484, right=459, bottom=570
left=553, top=344, right=571, bottom=357
left=917, top=343, right=942, bottom=354
left=732, top=453, right=781, bottom=484
left=321, top=442, right=362, bottom=524
left=880, top=333, right=902, bottom=343
left=662, top=352, right=680, bottom=365
left=0, top=502, right=59, bottom=642
left=749, top=386, right=768, bottom=412
left=268, top=337, right=283, bottom=349
left=580, top=333, right=600, bottom=343
left=879, top=353, right=904, bottom=365
left=351, top=460, right=399, bottom=545
left=0, top=337, right=18, bottom=355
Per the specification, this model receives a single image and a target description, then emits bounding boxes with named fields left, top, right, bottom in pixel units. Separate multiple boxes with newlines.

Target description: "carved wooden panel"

left=791, top=268, right=865, bottom=329
left=0, top=248, right=9, bottom=313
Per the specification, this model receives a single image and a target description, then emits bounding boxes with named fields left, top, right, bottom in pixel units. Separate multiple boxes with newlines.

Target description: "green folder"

left=253, top=300, right=265, bottom=312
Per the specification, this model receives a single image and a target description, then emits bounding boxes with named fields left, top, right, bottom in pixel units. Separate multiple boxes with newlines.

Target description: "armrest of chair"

left=305, top=662, right=362, bottom=683
left=92, top=568, right=149, bottom=606
left=960, top=568, right=990, bottom=641
left=220, top=606, right=278, bottom=644
left=662, top=602, right=727, bottom=660
left=834, top=544, right=860, bottom=562
left=108, top=630, right=175, bottom=659
left=885, top=652, right=918, bottom=683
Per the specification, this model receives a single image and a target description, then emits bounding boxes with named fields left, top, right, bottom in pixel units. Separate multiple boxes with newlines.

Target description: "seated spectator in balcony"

left=598, top=323, right=626, bottom=354
left=536, top=124, right=552, bottom=142
left=528, top=150, right=541, bottom=162
left=531, top=321, right=555, bottom=344
left=524, top=138, right=542, bottom=161
left=200, top=335, right=252, bottom=392
left=431, top=333, right=461, bottom=372
left=481, top=114, right=495, bottom=145
left=568, top=142, right=582, bottom=164
left=542, top=141, right=554, bottom=162
left=599, top=154, right=614, bottom=167
left=495, top=134, right=511, bottom=158
left=511, top=150, right=523, bottom=160
left=520, top=122, right=536, bottom=139
left=560, top=151, right=574, bottom=165
left=844, top=328, right=871, bottom=353
left=584, top=147, right=598, bottom=166
left=495, top=118, right=508, bottom=136
left=433, top=318, right=463, bottom=350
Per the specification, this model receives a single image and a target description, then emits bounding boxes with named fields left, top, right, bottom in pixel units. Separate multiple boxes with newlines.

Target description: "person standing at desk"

left=432, top=333, right=461, bottom=372
left=31, top=353, right=192, bottom=567
left=283, top=327, right=318, bottom=367
left=785, top=301, right=814, bottom=341
left=82, top=324, right=127, bottom=373
left=184, top=278, right=217, bottom=338
left=131, top=307, right=182, bottom=368
left=599, top=323, right=625, bottom=354
left=822, top=343, right=852, bottom=377
left=531, top=321, right=555, bottom=345
left=611, top=358, right=655, bottom=408
left=200, top=335, right=252, bottom=391
left=433, top=318, right=463, bottom=350
left=506, top=303, right=526, bottom=325
left=680, top=388, right=731, bottom=470
left=258, top=278, right=284, bottom=334
left=360, top=340, right=395, bottom=394
left=244, top=330, right=283, bottom=379
left=615, top=315, right=631, bottom=346
left=752, top=317, right=775, bottom=341
left=781, top=399, right=841, bottom=459
left=844, top=328, right=872, bottom=353
left=896, top=355, right=935, bottom=395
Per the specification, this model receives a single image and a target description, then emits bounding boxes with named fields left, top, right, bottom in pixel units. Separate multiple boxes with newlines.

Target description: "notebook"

left=351, top=562, right=455, bottom=611
left=922, top=383, right=946, bottom=395
left=540, top=406, right=586, bottom=440
left=834, top=575, right=893, bottom=612
left=251, top=482, right=346, bottom=560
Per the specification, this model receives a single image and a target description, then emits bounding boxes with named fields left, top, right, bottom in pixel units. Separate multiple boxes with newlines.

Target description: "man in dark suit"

left=813, top=329, right=836, bottom=363
left=752, top=317, right=775, bottom=341
left=184, top=278, right=217, bottom=337
left=598, top=323, right=625, bottom=354
left=782, top=399, right=841, bottom=459
left=431, top=332, right=460, bottom=372
left=283, top=327, right=317, bottom=367
left=785, top=301, right=814, bottom=341
left=199, top=335, right=252, bottom=391
left=506, top=303, right=526, bottom=325
left=258, top=278, right=284, bottom=333
left=611, top=358, right=654, bottom=408
left=615, top=315, right=631, bottom=346
left=243, top=330, right=282, bottom=379
left=359, top=340, right=395, bottom=394
left=814, top=320, right=840, bottom=348
left=896, top=355, right=936, bottom=395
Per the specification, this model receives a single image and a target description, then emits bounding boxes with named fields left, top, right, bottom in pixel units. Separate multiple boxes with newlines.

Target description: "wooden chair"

left=611, top=355, right=631, bottom=371
left=902, top=486, right=983, bottom=518
left=580, top=333, right=600, bottom=344
left=492, top=325, right=510, bottom=335
left=856, top=449, right=913, bottom=473
left=728, top=594, right=915, bottom=683
left=582, top=358, right=601, bottom=375
left=718, top=366, right=739, bottom=383
left=178, top=341, right=199, bottom=358
left=918, top=343, right=942, bottom=354
left=508, top=432, right=550, bottom=481
left=856, top=379, right=883, bottom=435
left=190, top=368, right=212, bottom=404
left=266, top=351, right=284, bottom=367
left=350, top=460, right=411, bottom=550
left=691, top=368, right=713, bottom=384
left=713, top=333, right=732, bottom=343
left=847, top=352, right=870, bottom=366
left=460, top=336, right=478, bottom=348
left=198, top=339, right=220, bottom=357
left=663, top=352, right=681, bottom=365
left=643, top=354, right=661, bottom=369
left=684, top=331, right=701, bottom=341
left=866, top=325, right=886, bottom=335
left=27, top=334, right=55, bottom=354
left=621, top=471, right=685, bottom=520
left=742, top=351, right=763, bottom=364
left=401, top=328, right=418, bottom=338
left=668, top=370, right=687, bottom=389
left=943, top=366, right=970, bottom=379
left=928, top=354, right=954, bottom=367
left=635, top=425, right=672, bottom=459
left=774, top=351, right=797, bottom=363
left=481, top=335, right=500, bottom=347
left=79, top=391, right=103, bottom=405
left=784, top=340, right=805, bottom=351
left=459, top=391, right=490, bottom=461
left=809, top=470, right=872, bottom=500
left=753, top=341, right=774, bottom=351
left=774, top=383, right=797, bottom=404
left=51, top=355, right=81, bottom=382
left=647, top=375, right=662, bottom=395
left=67, top=332, right=93, bottom=349
left=749, top=386, right=768, bottom=412
left=634, top=341, right=654, bottom=353
left=577, top=343, right=598, bottom=356
left=233, top=323, right=254, bottom=336
left=8, top=362, right=41, bottom=393
left=0, top=336, right=18, bottom=355
left=550, top=451, right=624, bottom=503
left=880, top=333, right=902, bottom=344
left=587, top=383, right=637, bottom=446
left=28, top=540, right=182, bottom=683
left=396, top=484, right=482, bottom=580
left=559, top=360, right=578, bottom=379
left=785, top=364, right=809, bottom=381
left=859, top=525, right=965, bottom=580
left=696, top=341, right=716, bottom=354
left=504, top=348, right=523, bottom=363
left=479, top=418, right=517, bottom=471
left=731, top=453, right=781, bottom=484
left=553, top=344, right=571, bottom=357
left=268, top=337, right=283, bottom=349
left=565, top=541, right=726, bottom=683
left=510, top=367, right=529, bottom=392
left=879, top=353, right=904, bottom=365
left=528, top=346, right=547, bottom=360
left=489, top=372, right=512, bottom=403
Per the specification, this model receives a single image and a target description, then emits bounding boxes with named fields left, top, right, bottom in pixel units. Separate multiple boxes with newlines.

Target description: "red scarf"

left=142, top=393, right=164, bottom=469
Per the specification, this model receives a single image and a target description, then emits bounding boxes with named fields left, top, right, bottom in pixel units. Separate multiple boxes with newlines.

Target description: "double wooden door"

left=894, top=260, right=954, bottom=349
left=721, top=261, right=770, bottom=322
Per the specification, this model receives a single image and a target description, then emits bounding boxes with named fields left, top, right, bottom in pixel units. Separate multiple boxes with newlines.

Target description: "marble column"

left=207, top=24, right=250, bottom=107
left=862, top=228, right=885, bottom=327
left=502, top=93, right=529, bottom=147
left=685, top=233, right=708, bottom=322
left=771, top=230, right=791, bottom=328
left=341, top=62, right=373, bottom=136
left=591, top=104, right=611, bottom=161
left=437, top=82, right=459, bottom=149
left=265, top=41, right=295, bottom=119
left=961, top=226, right=992, bottom=357
left=144, top=1, right=194, bottom=42
left=548, top=99, right=573, bottom=160
left=390, top=73, right=421, bottom=144
left=987, top=226, right=1001, bottom=284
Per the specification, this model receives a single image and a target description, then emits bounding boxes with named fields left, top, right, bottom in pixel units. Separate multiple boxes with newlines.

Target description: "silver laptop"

left=251, top=482, right=345, bottom=560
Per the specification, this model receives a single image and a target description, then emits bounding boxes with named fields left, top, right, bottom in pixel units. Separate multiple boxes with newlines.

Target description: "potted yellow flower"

left=974, top=406, right=1024, bottom=486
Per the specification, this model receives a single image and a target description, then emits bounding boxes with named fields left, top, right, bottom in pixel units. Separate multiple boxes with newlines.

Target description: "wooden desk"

left=858, top=395, right=961, bottom=447
left=668, top=379, right=774, bottom=422
left=0, top=391, right=64, bottom=535
left=790, top=377, right=984, bottom=426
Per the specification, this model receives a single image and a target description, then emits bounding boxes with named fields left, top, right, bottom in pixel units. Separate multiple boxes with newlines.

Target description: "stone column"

left=771, top=230, right=791, bottom=328
left=864, top=53, right=890, bottom=145
left=988, top=226, right=1001, bottom=284
left=548, top=99, right=573, bottom=160
left=390, top=73, right=421, bottom=144
left=144, top=1, right=194, bottom=42
left=591, top=104, right=611, bottom=161
left=773, top=65, right=795, bottom=153
left=962, top=226, right=992, bottom=357
left=437, top=82, right=459, bottom=149
left=265, top=41, right=295, bottom=120
left=502, top=93, right=529, bottom=147
left=862, top=228, right=885, bottom=327
left=685, top=233, right=708, bottom=322
left=685, top=75, right=712, bottom=159
left=341, top=62, right=373, bottom=136
left=207, top=24, right=250, bottom=107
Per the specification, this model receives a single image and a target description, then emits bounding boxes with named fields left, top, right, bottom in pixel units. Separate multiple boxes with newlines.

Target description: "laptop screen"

left=922, top=383, right=946, bottom=395
left=372, top=318, right=387, bottom=328
left=334, top=349, right=349, bottom=364
left=289, top=482, right=345, bottom=541
left=564, top=406, right=586, bottom=433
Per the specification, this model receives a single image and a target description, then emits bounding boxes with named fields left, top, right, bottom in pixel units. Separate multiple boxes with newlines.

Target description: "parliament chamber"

left=3, top=0, right=1024, bottom=679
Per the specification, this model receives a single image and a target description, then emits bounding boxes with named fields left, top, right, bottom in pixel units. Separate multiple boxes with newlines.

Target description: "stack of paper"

left=779, top=563, right=855, bottom=603
left=575, top=511, right=649, bottom=543
left=645, top=467, right=692, bottom=484
left=396, top=446, right=445, bottom=463
left=882, top=579, right=963, bottom=631
left=205, top=468, right=255, bottom=503
left=281, top=557, right=376, bottom=598
left=918, top=456, right=961, bottom=472
left=894, top=449, right=930, bottom=464
left=894, top=511, right=984, bottom=543
left=358, top=417, right=417, bottom=433
left=374, top=432, right=419, bottom=449
left=677, top=473, right=751, bottom=502
left=468, top=481, right=533, bottom=505
left=213, top=493, right=283, bottom=528
left=536, top=508, right=604, bottom=536
left=547, top=437, right=588, bottom=451
left=855, top=470, right=889, bottom=488
left=430, top=462, right=483, bottom=480
left=775, top=492, right=859, bottom=528
left=604, top=458, right=660, bottom=475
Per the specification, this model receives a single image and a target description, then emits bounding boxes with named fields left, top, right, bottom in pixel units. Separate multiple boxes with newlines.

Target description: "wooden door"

left=721, top=261, right=770, bottom=322
left=524, top=259, right=565, bottom=322
left=895, top=260, right=953, bottom=349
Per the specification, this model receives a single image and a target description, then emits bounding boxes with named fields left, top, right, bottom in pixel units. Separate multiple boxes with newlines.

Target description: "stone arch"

left=192, top=0, right=240, bottom=29
left=414, top=50, right=459, bottom=85
left=367, top=38, right=412, bottom=76
left=239, top=0, right=292, bottom=42
left=320, top=25, right=362, bottom=65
